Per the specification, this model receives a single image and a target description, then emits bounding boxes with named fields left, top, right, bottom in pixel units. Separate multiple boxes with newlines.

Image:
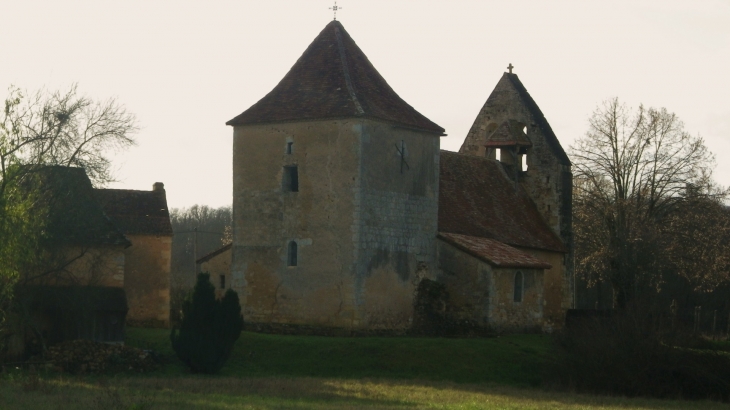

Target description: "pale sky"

left=1, top=0, right=728, bottom=208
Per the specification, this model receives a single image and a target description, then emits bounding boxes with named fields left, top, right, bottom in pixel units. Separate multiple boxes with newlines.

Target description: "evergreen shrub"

left=170, top=273, right=243, bottom=374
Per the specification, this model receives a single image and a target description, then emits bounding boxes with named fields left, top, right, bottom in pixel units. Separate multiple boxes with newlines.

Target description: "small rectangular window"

left=282, top=166, right=299, bottom=192
left=288, top=241, right=298, bottom=267
left=286, top=142, right=293, bottom=154
left=220, top=274, right=226, bottom=289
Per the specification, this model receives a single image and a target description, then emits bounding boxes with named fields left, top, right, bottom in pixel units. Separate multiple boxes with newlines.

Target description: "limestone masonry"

left=218, top=20, right=573, bottom=333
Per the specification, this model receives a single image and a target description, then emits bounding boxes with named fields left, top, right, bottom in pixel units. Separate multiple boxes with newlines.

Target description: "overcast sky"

left=1, top=0, right=728, bottom=209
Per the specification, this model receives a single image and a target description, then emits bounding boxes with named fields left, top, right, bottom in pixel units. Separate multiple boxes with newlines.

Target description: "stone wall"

left=517, top=247, right=568, bottom=328
left=43, top=246, right=126, bottom=288
left=232, top=118, right=440, bottom=330
left=459, top=73, right=574, bottom=322
left=200, top=246, right=232, bottom=299
left=232, top=119, right=360, bottom=328
left=355, top=121, right=441, bottom=329
left=123, top=234, right=171, bottom=328
left=436, top=239, right=544, bottom=332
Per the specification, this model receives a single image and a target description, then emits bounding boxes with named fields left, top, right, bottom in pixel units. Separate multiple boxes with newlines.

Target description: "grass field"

left=126, top=328, right=549, bottom=385
left=0, top=328, right=727, bottom=409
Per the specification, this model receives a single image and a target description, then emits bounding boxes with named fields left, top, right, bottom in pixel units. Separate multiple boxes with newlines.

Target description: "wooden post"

left=713, top=310, right=717, bottom=340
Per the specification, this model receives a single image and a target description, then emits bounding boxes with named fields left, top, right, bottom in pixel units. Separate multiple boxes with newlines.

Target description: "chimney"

left=153, top=182, right=164, bottom=192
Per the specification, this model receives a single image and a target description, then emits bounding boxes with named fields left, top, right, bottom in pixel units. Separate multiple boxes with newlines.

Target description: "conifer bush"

left=170, top=273, right=243, bottom=374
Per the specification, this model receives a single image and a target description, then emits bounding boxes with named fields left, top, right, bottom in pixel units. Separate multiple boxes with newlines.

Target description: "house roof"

left=24, top=166, right=130, bottom=247
left=501, top=73, right=570, bottom=165
left=485, top=119, right=532, bottom=147
left=226, top=20, right=444, bottom=135
left=438, top=151, right=567, bottom=253
left=95, top=186, right=173, bottom=236
left=439, top=233, right=552, bottom=269
left=196, top=243, right=232, bottom=264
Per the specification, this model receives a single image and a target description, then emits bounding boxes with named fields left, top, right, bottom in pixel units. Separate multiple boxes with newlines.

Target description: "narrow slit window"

left=286, top=142, right=293, bottom=154
left=495, top=148, right=501, bottom=161
left=220, top=274, right=226, bottom=289
left=522, top=155, right=528, bottom=171
left=283, top=166, right=299, bottom=192
left=514, top=271, right=524, bottom=302
left=287, top=241, right=298, bottom=267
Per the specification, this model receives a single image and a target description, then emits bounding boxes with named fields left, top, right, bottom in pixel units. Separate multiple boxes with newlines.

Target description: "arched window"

left=287, top=241, right=298, bottom=267
left=514, top=271, right=523, bottom=302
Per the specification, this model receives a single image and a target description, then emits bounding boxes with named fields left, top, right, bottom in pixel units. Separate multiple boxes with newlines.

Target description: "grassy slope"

left=2, top=329, right=728, bottom=409
left=128, top=328, right=548, bottom=385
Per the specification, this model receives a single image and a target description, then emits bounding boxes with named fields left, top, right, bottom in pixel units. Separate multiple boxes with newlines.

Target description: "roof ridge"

left=334, top=25, right=364, bottom=115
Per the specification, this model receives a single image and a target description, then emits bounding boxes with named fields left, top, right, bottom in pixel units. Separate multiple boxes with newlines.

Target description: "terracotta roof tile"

left=95, top=187, right=173, bottom=236
left=439, top=233, right=552, bottom=269
left=226, top=21, right=444, bottom=134
left=438, top=151, right=566, bottom=253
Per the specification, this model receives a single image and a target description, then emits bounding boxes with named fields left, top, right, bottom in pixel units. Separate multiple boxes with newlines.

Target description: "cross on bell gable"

left=507, top=63, right=514, bottom=74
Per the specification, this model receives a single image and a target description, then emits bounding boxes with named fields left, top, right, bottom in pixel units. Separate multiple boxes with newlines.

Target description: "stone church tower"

left=226, top=21, right=445, bottom=329
left=459, top=72, right=574, bottom=321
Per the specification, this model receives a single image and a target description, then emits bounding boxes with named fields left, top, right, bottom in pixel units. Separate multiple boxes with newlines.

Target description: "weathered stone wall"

left=200, top=247, right=232, bottom=299
left=436, top=240, right=544, bottom=331
left=123, top=234, right=171, bottom=327
left=232, top=118, right=440, bottom=330
left=488, top=267, right=544, bottom=332
left=459, top=74, right=574, bottom=323
left=232, top=119, right=360, bottom=328
left=355, top=121, right=441, bottom=329
left=48, top=246, right=126, bottom=287
left=517, top=247, right=568, bottom=329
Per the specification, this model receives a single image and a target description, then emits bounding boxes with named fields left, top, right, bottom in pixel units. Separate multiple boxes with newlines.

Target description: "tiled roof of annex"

left=95, top=185, right=173, bottom=236
left=226, top=21, right=444, bottom=134
left=22, top=166, right=130, bottom=247
left=439, top=233, right=552, bottom=269
left=438, top=150, right=566, bottom=253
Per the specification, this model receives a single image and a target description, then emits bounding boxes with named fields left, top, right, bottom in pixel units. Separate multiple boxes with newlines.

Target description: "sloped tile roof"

left=23, top=166, right=130, bottom=247
left=196, top=243, right=231, bottom=264
left=439, top=233, right=552, bottom=269
left=485, top=119, right=532, bottom=147
left=226, top=20, right=444, bottom=134
left=95, top=187, right=173, bottom=236
left=438, top=151, right=566, bottom=253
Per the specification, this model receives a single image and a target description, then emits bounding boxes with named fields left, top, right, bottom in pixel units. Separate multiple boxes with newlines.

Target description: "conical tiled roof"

left=226, top=21, right=444, bottom=134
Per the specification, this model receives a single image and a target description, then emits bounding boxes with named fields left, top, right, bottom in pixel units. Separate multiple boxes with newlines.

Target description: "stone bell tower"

left=460, top=68, right=574, bottom=315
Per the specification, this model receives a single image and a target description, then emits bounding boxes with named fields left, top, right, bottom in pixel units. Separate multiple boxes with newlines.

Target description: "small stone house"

left=223, top=20, right=572, bottom=333
left=95, top=183, right=173, bottom=327
left=9, top=166, right=131, bottom=356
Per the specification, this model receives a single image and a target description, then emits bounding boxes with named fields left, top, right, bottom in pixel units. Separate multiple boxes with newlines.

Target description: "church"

left=212, top=20, right=573, bottom=332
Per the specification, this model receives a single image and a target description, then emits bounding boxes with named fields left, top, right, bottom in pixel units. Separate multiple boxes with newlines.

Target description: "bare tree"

left=0, top=84, right=137, bottom=332
left=571, top=98, right=728, bottom=308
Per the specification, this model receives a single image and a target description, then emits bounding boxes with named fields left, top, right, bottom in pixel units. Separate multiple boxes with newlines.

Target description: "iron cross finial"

left=329, top=1, right=341, bottom=20
left=507, top=63, right=514, bottom=74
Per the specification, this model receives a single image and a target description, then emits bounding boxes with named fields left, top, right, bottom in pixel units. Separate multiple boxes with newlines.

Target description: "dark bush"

left=170, top=273, right=243, bottom=374
left=548, top=307, right=730, bottom=402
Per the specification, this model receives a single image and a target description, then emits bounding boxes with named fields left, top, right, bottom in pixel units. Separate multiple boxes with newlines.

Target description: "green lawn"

left=1, top=328, right=727, bottom=409
left=126, top=328, right=548, bottom=385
